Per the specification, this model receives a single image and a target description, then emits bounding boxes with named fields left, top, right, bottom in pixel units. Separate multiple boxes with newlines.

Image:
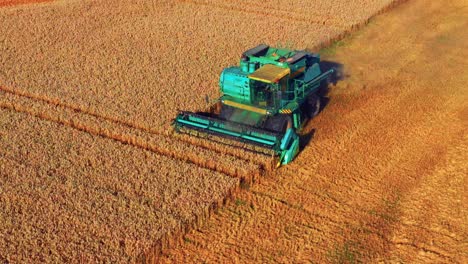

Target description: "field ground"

left=0, top=0, right=467, bottom=262
left=161, top=0, right=468, bottom=262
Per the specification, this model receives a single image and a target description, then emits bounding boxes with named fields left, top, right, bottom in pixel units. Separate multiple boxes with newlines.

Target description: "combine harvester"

left=174, top=44, right=334, bottom=166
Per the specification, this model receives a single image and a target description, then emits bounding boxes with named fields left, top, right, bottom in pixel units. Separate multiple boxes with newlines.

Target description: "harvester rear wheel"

left=307, top=94, right=321, bottom=118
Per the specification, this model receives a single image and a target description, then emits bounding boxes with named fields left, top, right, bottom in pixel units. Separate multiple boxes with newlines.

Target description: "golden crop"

left=0, top=0, right=408, bottom=262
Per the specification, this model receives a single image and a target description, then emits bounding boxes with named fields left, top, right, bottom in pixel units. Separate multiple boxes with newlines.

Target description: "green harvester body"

left=174, top=44, right=333, bottom=166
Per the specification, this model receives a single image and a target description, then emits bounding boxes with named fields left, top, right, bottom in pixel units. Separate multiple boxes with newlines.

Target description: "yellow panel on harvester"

left=248, top=64, right=290, bottom=83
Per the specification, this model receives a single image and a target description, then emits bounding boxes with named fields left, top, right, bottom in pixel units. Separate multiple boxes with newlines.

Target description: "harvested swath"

left=0, top=108, right=240, bottom=263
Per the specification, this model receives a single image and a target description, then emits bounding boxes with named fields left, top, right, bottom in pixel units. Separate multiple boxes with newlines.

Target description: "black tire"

left=306, top=93, right=321, bottom=118
left=263, top=115, right=292, bottom=133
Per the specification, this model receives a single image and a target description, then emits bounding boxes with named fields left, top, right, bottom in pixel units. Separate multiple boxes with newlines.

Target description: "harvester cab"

left=174, top=44, right=334, bottom=166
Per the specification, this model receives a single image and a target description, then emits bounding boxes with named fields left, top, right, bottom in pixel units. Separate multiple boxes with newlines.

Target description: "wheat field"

left=5, top=0, right=462, bottom=262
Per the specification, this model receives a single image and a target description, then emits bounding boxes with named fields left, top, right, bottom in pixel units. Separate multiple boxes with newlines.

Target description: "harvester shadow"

left=300, top=129, right=316, bottom=149
left=298, top=60, right=346, bottom=151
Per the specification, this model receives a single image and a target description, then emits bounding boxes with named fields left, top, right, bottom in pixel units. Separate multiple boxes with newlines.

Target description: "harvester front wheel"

left=263, top=115, right=292, bottom=133
left=219, top=105, right=235, bottom=120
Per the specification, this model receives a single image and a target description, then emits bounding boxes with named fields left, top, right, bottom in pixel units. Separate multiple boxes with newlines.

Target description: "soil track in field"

left=0, top=0, right=50, bottom=7
left=161, top=0, right=468, bottom=262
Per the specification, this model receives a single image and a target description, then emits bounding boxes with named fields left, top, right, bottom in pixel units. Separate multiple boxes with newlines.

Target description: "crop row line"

left=185, top=0, right=329, bottom=18
left=0, top=86, right=272, bottom=170
left=0, top=97, right=262, bottom=182
left=178, top=0, right=347, bottom=28
left=250, top=189, right=346, bottom=229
